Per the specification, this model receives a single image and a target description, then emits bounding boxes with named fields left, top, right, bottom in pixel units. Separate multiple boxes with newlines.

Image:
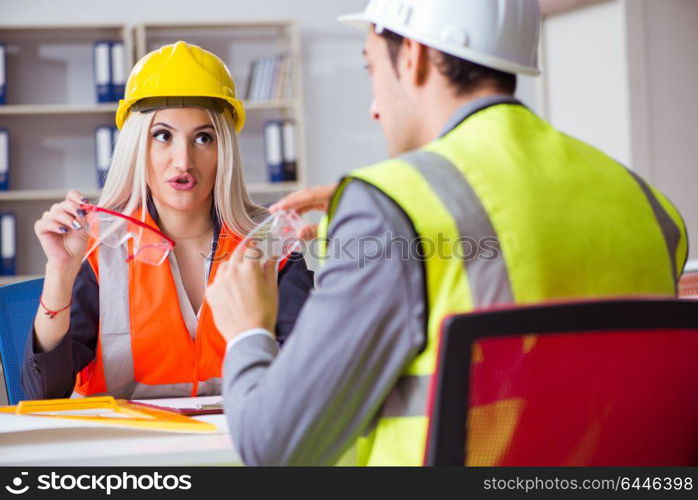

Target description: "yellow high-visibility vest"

left=320, top=102, right=687, bottom=466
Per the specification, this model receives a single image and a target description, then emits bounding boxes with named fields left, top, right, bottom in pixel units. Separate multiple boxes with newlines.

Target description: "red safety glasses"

left=80, top=204, right=175, bottom=266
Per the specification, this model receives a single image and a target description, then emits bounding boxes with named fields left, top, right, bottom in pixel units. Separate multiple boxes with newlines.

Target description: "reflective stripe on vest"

left=95, top=244, right=222, bottom=399
left=625, top=169, right=683, bottom=290
left=321, top=102, right=686, bottom=466
left=402, top=150, right=514, bottom=307
left=98, top=241, right=133, bottom=397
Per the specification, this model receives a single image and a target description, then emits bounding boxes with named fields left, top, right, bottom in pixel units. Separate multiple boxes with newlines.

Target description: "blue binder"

left=281, top=120, right=297, bottom=182
left=95, top=126, right=112, bottom=188
left=110, top=41, right=126, bottom=101
left=0, top=128, right=8, bottom=191
left=0, top=213, right=16, bottom=276
left=264, top=121, right=285, bottom=183
left=0, top=42, right=6, bottom=105
left=93, top=41, right=112, bottom=103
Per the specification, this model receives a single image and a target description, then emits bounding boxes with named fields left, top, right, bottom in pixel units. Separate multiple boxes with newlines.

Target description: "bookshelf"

left=0, top=24, right=133, bottom=283
left=0, top=21, right=307, bottom=284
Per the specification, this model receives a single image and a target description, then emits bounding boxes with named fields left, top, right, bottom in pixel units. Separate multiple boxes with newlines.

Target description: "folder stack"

left=95, top=126, right=117, bottom=188
left=245, top=54, right=292, bottom=102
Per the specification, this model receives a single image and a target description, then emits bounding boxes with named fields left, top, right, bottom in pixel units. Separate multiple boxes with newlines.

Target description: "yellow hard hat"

left=115, top=41, right=246, bottom=132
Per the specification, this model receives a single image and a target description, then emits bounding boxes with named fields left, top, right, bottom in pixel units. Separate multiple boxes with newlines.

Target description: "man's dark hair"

left=378, top=29, right=517, bottom=95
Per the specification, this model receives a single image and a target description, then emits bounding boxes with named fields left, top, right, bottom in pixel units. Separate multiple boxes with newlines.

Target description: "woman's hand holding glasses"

left=34, top=189, right=91, bottom=276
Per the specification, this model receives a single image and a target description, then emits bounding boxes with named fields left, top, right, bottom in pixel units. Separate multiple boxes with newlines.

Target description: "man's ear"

left=401, top=37, right=430, bottom=87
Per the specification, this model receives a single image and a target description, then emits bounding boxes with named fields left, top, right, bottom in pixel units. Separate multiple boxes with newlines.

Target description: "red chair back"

left=424, top=299, right=698, bottom=466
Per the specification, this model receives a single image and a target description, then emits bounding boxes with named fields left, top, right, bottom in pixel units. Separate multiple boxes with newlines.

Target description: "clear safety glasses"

left=80, top=204, right=175, bottom=266
left=241, top=210, right=303, bottom=262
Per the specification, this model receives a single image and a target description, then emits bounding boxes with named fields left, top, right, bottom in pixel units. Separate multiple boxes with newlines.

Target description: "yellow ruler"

left=0, top=396, right=217, bottom=433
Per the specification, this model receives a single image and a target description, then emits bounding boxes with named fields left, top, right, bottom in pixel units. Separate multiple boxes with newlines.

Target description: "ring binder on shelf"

left=0, top=212, right=16, bottom=276
left=95, top=126, right=112, bottom=188
left=93, top=41, right=112, bottom=103
left=0, top=128, right=8, bottom=191
left=282, top=120, right=297, bottom=182
left=110, top=41, right=126, bottom=101
left=264, top=121, right=285, bottom=183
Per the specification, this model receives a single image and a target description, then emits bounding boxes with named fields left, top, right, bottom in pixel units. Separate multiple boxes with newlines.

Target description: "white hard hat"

left=339, top=0, right=541, bottom=76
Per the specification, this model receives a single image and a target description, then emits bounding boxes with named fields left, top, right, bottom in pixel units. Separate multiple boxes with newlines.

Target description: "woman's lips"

left=167, top=174, right=197, bottom=191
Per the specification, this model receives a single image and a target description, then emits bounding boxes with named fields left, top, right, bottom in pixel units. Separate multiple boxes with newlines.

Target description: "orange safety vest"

left=74, top=210, right=243, bottom=398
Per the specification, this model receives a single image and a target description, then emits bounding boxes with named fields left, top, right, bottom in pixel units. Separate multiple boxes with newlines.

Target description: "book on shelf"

left=264, top=121, right=284, bottom=183
left=94, top=40, right=126, bottom=103
left=93, top=41, right=112, bottom=103
left=281, top=120, right=297, bottom=182
left=95, top=126, right=115, bottom=188
left=0, top=128, right=8, bottom=191
left=264, top=119, right=298, bottom=183
left=245, top=54, right=292, bottom=102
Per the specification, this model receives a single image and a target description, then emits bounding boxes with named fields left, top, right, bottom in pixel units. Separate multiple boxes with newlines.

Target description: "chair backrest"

left=424, top=299, right=698, bottom=466
left=0, top=278, right=43, bottom=405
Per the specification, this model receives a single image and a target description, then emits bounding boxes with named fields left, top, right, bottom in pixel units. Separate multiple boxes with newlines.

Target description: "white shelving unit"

left=0, top=21, right=307, bottom=285
left=0, top=103, right=119, bottom=115
left=0, top=24, right=134, bottom=284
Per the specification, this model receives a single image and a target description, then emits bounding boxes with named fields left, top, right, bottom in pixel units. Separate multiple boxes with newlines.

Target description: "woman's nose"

left=172, top=138, right=194, bottom=170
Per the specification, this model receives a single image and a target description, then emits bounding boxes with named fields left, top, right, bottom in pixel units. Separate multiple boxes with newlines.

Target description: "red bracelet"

left=39, top=296, right=72, bottom=319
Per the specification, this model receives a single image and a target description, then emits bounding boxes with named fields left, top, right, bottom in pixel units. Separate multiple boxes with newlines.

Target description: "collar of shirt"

left=439, top=94, right=524, bottom=138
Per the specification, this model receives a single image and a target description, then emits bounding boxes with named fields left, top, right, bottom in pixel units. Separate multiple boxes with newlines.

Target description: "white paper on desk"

left=132, top=395, right=223, bottom=410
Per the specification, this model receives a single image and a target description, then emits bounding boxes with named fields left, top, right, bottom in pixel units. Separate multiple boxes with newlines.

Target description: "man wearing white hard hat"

left=206, top=0, right=688, bottom=465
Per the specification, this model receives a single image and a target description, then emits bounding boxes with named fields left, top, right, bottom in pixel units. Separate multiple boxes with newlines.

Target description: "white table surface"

left=0, top=396, right=242, bottom=466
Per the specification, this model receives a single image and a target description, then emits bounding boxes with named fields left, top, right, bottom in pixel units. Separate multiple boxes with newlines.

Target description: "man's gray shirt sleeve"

left=223, top=180, right=426, bottom=465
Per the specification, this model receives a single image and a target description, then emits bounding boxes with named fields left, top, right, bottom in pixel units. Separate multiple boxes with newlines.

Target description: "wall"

left=626, top=0, right=698, bottom=262
left=541, top=0, right=632, bottom=166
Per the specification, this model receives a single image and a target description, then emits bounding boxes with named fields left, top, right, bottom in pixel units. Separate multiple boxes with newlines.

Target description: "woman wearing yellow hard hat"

left=23, top=41, right=314, bottom=399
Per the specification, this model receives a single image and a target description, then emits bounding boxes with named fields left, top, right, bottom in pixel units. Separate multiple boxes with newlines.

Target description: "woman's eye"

left=195, top=133, right=214, bottom=145
left=152, top=130, right=171, bottom=142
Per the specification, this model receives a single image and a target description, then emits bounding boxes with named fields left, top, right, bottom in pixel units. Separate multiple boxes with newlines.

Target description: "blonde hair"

left=98, top=106, right=265, bottom=236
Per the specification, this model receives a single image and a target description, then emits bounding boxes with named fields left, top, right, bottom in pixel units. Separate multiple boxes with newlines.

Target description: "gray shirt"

left=223, top=181, right=425, bottom=465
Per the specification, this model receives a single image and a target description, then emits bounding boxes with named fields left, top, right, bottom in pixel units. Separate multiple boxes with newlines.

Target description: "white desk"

left=0, top=396, right=242, bottom=466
